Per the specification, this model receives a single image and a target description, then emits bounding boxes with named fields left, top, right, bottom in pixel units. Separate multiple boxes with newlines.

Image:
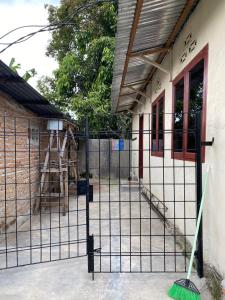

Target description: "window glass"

left=152, top=96, right=164, bottom=154
left=152, top=105, right=157, bottom=151
left=174, top=78, right=184, bottom=152
left=158, top=99, right=164, bottom=152
left=187, top=60, right=204, bottom=152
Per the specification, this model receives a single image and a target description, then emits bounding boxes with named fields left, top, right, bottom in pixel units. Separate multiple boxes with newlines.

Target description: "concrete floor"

left=0, top=180, right=212, bottom=299
left=0, top=257, right=212, bottom=300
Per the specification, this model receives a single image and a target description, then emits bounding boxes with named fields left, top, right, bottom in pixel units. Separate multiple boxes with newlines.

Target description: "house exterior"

left=0, top=60, right=68, bottom=231
left=112, top=0, right=225, bottom=285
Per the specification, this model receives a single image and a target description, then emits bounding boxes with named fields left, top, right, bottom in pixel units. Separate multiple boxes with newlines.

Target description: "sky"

left=0, top=0, right=60, bottom=88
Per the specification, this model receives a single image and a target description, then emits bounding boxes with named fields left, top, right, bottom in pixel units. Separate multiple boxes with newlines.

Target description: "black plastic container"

left=77, top=179, right=87, bottom=195
left=77, top=180, right=93, bottom=199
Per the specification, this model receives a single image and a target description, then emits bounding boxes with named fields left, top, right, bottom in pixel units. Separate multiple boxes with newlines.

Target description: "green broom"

left=168, top=166, right=210, bottom=300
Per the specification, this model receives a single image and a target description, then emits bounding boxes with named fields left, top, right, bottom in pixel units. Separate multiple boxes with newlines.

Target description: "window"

left=172, top=46, right=207, bottom=161
left=152, top=92, right=164, bottom=157
left=188, top=60, right=204, bottom=152
left=174, top=79, right=184, bottom=153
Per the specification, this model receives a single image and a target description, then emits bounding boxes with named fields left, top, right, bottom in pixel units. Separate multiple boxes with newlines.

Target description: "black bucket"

left=77, top=179, right=87, bottom=195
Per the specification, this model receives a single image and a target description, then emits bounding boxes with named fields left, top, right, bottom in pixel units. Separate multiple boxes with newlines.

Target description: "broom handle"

left=187, top=166, right=210, bottom=280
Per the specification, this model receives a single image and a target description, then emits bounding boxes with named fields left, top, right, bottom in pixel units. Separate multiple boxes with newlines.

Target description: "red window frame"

left=151, top=91, right=165, bottom=157
left=171, top=45, right=208, bottom=162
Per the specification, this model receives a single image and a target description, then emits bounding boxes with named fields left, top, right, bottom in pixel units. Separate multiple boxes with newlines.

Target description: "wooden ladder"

left=35, top=129, right=69, bottom=215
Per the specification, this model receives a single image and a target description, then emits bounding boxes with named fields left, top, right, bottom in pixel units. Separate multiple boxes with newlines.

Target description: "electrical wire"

left=0, top=24, right=76, bottom=45
left=0, top=0, right=115, bottom=54
left=0, top=25, right=47, bottom=41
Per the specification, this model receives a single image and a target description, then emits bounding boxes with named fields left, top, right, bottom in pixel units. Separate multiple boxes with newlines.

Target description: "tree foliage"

left=9, top=57, right=37, bottom=82
left=38, top=0, right=130, bottom=133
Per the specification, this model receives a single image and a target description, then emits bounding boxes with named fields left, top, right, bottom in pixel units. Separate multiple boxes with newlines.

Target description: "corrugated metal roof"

left=0, top=60, right=64, bottom=118
left=112, top=0, right=198, bottom=112
left=111, top=0, right=137, bottom=112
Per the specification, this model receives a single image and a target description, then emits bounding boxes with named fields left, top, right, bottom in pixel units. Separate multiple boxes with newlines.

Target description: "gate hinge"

left=201, top=137, right=214, bottom=146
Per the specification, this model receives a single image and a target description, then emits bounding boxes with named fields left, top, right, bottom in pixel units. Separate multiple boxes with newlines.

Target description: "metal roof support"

left=122, top=79, right=148, bottom=88
left=117, top=104, right=132, bottom=110
left=127, top=95, right=145, bottom=105
left=128, top=86, right=150, bottom=100
left=130, top=47, right=169, bottom=58
left=138, top=56, right=172, bottom=81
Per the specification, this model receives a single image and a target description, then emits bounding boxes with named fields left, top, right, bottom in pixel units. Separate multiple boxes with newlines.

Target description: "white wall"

left=132, top=0, right=225, bottom=276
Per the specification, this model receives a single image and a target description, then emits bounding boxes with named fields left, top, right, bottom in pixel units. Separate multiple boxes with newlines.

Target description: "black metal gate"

left=0, top=116, right=86, bottom=270
left=85, top=113, right=204, bottom=277
left=0, top=113, right=203, bottom=277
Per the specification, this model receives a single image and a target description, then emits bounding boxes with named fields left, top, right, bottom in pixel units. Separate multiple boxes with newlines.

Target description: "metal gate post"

left=87, top=235, right=94, bottom=276
left=196, top=112, right=204, bottom=278
left=85, top=118, right=94, bottom=277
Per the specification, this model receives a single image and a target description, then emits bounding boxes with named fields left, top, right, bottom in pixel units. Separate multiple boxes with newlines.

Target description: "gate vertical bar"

left=85, top=118, right=94, bottom=277
left=196, top=112, right=204, bottom=278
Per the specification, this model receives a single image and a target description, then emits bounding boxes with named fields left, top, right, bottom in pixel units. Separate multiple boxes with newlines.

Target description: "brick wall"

left=0, top=91, right=45, bottom=231
left=0, top=91, right=77, bottom=235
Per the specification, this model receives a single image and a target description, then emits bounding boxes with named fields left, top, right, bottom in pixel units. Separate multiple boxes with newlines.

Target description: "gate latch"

left=94, top=248, right=101, bottom=253
left=201, top=137, right=214, bottom=146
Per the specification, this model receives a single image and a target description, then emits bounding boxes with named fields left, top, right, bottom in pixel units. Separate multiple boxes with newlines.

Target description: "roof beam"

left=127, top=94, right=145, bottom=105
left=138, top=56, right=172, bottom=80
left=130, top=47, right=169, bottom=58
left=117, top=0, right=144, bottom=110
left=118, top=106, right=132, bottom=110
left=122, top=79, right=148, bottom=88
left=120, top=92, right=137, bottom=97
left=128, top=86, right=149, bottom=100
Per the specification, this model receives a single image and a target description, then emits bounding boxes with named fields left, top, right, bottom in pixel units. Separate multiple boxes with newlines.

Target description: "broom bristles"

left=168, top=282, right=201, bottom=300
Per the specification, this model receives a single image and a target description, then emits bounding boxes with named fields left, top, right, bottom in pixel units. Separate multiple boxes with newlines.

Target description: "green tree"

left=38, top=0, right=130, bottom=133
left=9, top=57, right=37, bottom=82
